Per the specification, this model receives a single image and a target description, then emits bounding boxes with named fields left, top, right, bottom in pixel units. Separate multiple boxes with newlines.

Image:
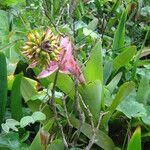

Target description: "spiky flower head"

left=22, top=28, right=61, bottom=69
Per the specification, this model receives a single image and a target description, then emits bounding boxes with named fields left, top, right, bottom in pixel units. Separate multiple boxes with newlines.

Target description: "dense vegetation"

left=0, top=0, right=150, bottom=149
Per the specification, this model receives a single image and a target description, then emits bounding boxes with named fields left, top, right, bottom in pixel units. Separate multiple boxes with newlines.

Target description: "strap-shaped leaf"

left=127, top=126, right=141, bottom=150
left=113, top=46, right=137, bottom=72
left=83, top=40, right=103, bottom=83
left=10, top=74, right=23, bottom=121
left=112, top=9, right=128, bottom=51
left=0, top=52, right=7, bottom=129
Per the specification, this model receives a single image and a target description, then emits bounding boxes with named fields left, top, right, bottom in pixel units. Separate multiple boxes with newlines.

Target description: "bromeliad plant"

left=0, top=1, right=149, bottom=150
left=22, top=28, right=85, bottom=84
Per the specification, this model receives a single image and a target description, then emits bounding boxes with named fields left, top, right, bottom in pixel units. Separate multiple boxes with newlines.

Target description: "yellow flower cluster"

left=22, top=28, right=61, bottom=68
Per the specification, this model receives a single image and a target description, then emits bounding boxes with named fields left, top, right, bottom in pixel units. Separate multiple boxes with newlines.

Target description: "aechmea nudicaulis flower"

left=22, top=28, right=61, bottom=68
left=22, top=28, right=85, bottom=84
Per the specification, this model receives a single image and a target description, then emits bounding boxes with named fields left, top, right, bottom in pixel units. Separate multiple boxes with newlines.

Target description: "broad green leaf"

left=136, top=77, right=150, bottom=105
left=102, top=82, right=135, bottom=127
left=32, top=111, right=46, bottom=122
left=21, top=77, right=37, bottom=102
left=79, top=80, right=102, bottom=122
left=118, top=101, right=146, bottom=119
left=10, top=74, right=23, bottom=121
left=30, top=119, right=54, bottom=150
left=0, top=52, right=7, bottom=129
left=112, top=9, right=128, bottom=51
left=113, top=46, right=137, bottom=72
left=83, top=40, right=103, bottom=82
left=83, top=40, right=104, bottom=108
left=21, top=77, right=52, bottom=120
left=127, top=126, right=141, bottom=150
left=49, top=73, right=74, bottom=99
left=107, top=72, right=122, bottom=93
left=47, top=139, right=64, bottom=150
left=20, top=116, right=35, bottom=128
left=70, top=116, right=115, bottom=150
left=142, top=106, right=150, bottom=125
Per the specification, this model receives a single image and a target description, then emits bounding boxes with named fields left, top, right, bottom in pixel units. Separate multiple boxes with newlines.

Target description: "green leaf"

left=83, top=40, right=103, bottom=82
left=127, top=126, right=141, bottom=150
left=70, top=116, right=115, bottom=150
left=2, top=119, right=19, bottom=133
left=47, top=139, right=64, bottom=150
left=142, top=106, right=150, bottom=125
left=20, top=116, right=35, bottom=128
left=5, top=119, right=19, bottom=132
left=87, top=18, right=98, bottom=31
left=112, top=9, right=128, bottom=51
left=0, top=10, right=9, bottom=44
left=79, top=80, right=102, bottom=122
left=10, top=74, right=23, bottom=121
left=136, top=77, right=150, bottom=105
left=83, top=28, right=99, bottom=39
left=21, top=77, right=37, bottom=102
left=104, top=61, right=113, bottom=84
left=49, top=73, right=74, bottom=99
left=32, top=111, right=46, bottom=122
left=118, top=101, right=146, bottom=119
left=107, top=72, right=122, bottom=93
left=21, top=77, right=52, bottom=118
left=113, top=46, right=137, bottom=72
left=0, top=52, right=7, bottom=129
left=1, top=123, right=9, bottom=133
left=102, top=82, right=135, bottom=127
left=83, top=40, right=104, bottom=108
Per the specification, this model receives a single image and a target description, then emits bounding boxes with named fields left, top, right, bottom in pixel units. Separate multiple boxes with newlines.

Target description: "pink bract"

left=38, top=37, right=85, bottom=84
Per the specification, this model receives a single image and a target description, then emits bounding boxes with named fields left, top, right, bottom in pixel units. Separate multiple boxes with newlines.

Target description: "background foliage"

left=0, top=0, right=150, bottom=149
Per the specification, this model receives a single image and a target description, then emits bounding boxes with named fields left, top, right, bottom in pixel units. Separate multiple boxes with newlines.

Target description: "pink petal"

left=38, top=62, right=58, bottom=78
left=60, top=37, right=70, bottom=48
left=60, top=57, right=85, bottom=84
left=59, top=37, right=85, bottom=84
left=59, top=37, right=72, bottom=61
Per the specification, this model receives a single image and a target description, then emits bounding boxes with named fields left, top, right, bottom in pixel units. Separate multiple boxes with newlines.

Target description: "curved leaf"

left=0, top=52, right=7, bottom=129
left=79, top=80, right=102, bottom=122
left=127, top=126, right=141, bottom=150
left=102, top=82, right=135, bottom=127
left=113, top=46, right=137, bottom=72
left=10, top=74, right=23, bottom=121
left=112, top=9, right=128, bottom=51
